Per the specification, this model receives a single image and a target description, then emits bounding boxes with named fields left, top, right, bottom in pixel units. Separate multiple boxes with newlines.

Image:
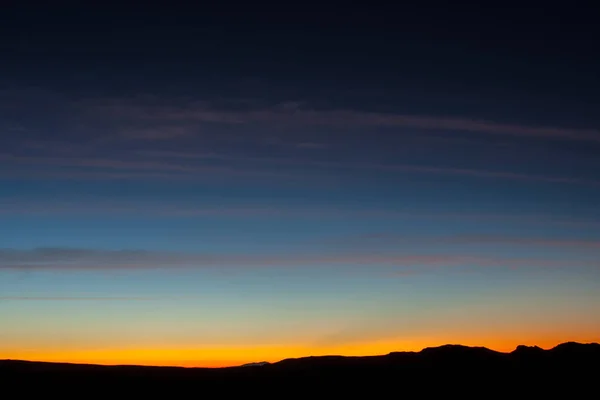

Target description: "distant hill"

left=240, top=361, right=270, bottom=367
left=2, top=342, right=599, bottom=396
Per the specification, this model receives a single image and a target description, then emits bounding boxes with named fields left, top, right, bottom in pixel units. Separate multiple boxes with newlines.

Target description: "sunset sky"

left=1, top=3, right=599, bottom=367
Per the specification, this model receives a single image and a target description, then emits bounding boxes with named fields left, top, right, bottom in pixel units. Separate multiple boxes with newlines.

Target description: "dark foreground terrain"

left=2, top=342, right=599, bottom=396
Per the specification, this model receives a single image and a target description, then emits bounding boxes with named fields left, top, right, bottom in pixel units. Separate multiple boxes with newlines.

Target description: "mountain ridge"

left=1, top=341, right=598, bottom=370
left=2, top=341, right=599, bottom=395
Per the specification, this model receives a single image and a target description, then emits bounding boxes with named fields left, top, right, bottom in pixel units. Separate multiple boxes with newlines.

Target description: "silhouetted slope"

left=1, top=342, right=599, bottom=396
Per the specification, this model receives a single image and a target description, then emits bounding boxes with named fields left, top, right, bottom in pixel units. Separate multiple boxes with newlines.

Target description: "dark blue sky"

left=1, top=2, right=599, bottom=366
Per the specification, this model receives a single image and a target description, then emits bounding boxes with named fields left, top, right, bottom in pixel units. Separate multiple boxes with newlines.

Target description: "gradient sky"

left=1, top=3, right=600, bottom=367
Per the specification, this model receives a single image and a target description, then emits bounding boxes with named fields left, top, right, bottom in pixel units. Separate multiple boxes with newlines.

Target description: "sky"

left=1, top=3, right=600, bottom=367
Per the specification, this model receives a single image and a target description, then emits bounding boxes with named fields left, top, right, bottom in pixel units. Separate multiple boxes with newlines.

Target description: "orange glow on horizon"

left=3, top=333, right=598, bottom=368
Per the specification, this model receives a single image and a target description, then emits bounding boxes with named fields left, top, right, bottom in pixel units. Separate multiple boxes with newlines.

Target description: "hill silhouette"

left=2, top=342, right=599, bottom=396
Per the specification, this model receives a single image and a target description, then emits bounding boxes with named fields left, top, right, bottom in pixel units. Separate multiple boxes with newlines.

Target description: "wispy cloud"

left=4, top=89, right=599, bottom=145
left=0, top=247, right=596, bottom=272
left=0, top=153, right=212, bottom=173
left=134, top=150, right=600, bottom=186
left=447, top=234, right=600, bottom=250
left=91, top=98, right=600, bottom=142
left=333, top=233, right=600, bottom=251
left=3, top=90, right=599, bottom=185
left=2, top=148, right=595, bottom=185
left=323, top=161, right=599, bottom=185
left=0, top=153, right=295, bottom=181
left=2, top=200, right=599, bottom=229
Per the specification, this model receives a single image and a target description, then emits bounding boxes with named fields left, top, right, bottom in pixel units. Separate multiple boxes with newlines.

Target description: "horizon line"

left=2, top=340, right=597, bottom=369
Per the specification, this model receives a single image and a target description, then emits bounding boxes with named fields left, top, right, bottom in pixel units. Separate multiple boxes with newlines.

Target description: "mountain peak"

left=513, top=344, right=544, bottom=353
left=240, top=361, right=270, bottom=367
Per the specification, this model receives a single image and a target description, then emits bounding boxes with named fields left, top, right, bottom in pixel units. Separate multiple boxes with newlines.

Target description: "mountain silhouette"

left=2, top=342, right=598, bottom=396
left=240, top=361, right=270, bottom=367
